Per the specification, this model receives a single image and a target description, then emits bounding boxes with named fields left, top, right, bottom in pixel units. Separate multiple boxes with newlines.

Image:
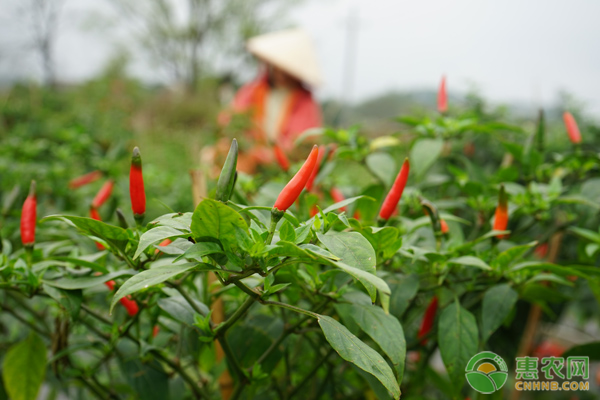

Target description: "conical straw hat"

left=247, top=29, right=322, bottom=87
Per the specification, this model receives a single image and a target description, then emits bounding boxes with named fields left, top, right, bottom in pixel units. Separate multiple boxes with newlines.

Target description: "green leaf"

left=42, top=270, right=135, bottom=290
left=410, top=138, right=444, bottom=177
left=318, top=231, right=377, bottom=301
left=43, top=284, right=82, bottom=317
left=329, top=260, right=390, bottom=305
left=344, top=303, right=406, bottom=382
left=317, top=232, right=376, bottom=274
left=50, top=256, right=109, bottom=274
left=177, top=242, right=224, bottom=262
left=191, top=199, right=248, bottom=244
left=110, top=263, right=217, bottom=313
left=366, top=152, right=397, bottom=186
left=491, top=241, right=537, bottom=270
left=120, top=359, right=169, bottom=400
left=481, top=284, right=518, bottom=342
left=42, top=215, right=129, bottom=251
left=562, top=342, right=600, bottom=361
left=318, top=315, right=400, bottom=399
left=279, top=220, right=296, bottom=242
left=2, top=333, right=47, bottom=400
left=322, top=195, right=373, bottom=214
left=157, top=296, right=209, bottom=326
left=134, top=226, right=190, bottom=259
left=438, top=302, right=479, bottom=392
left=448, top=256, right=491, bottom=271
left=389, top=274, right=419, bottom=319
left=569, top=227, right=600, bottom=244
left=511, top=261, right=589, bottom=280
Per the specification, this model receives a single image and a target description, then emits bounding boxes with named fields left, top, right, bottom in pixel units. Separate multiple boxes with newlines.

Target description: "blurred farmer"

left=219, top=29, right=322, bottom=173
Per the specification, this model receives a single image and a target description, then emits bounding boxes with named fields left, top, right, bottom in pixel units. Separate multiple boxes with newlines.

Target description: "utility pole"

left=338, top=7, right=359, bottom=127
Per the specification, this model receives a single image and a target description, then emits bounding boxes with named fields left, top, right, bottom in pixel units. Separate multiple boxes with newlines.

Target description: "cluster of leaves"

left=0, top=98, right=599, bottom=400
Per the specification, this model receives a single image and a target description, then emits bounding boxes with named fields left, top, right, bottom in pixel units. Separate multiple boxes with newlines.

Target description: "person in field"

left=219, top=29, right=323, bottom=173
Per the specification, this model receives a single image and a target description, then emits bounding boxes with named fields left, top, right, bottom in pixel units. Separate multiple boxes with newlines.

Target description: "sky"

left=3, top=0, right=600, bottom=113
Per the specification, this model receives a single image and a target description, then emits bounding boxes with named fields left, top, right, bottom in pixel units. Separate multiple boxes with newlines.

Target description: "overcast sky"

left=5, top=0, right=600, bottom=113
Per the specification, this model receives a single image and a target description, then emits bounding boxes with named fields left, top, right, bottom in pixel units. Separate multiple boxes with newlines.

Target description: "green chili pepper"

left=215, top=139, right=238, bottom=203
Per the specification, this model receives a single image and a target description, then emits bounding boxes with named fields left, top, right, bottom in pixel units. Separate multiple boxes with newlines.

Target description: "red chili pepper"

left=379, top=158, right=410, bottom=220
left=104, top=280, right=139, bottom=316
left=440, top=219, right=449, bottom=234
left=329, top=188, right=347, bottom=212
left=89, top=207, right=101, bottom=221
left=534, top=243, right=548, bottom=259
left=69, top=170, right=103, bottom=189
left=90, top=207, right=105, bottom=250
left=152, top=325, right=160, bottom=338
left=353, top=210, right=361, bottom=220
left=493, top=185, right=508, bottom=239
left=92, top=180, right=114, bottom=209
left=155, top=238, right=172, bottom=255
left=305, top=146, right=325, bottom=192
left=130, top=147, right=146, bottom=221
left=20, top=181, right=37, bottom=247
left=563, top=111, right=582, bottom=144
left=273, top=145, right=319, bottom=212
left=437, top=75, right=447, bottom=113
left=418, top=296, right=439, bottom=345
left=120, top=297, right=139, bottom=316
left=273, top=144, right=290, bottom=172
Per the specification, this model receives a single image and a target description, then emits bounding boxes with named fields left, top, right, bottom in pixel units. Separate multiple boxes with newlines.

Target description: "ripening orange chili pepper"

left=92, top=180, right=114, bottom=209
left=130, top=147, right=146, bottom=222
left=69, top=170, right=103, bottom=189
left=379, top=158, right=410, bottom=220
left=20, top=181, right=37, bottom=247
left=438, top=75, right=447, bottom=113
left=155, top=238, right=172, bottom=255
left=418, top=296, right=439, bottom=345
left=273, top=145, right=319, bottom=212
left=493, top=184, right=508, bottom=239
left=563, top=111, right=582, bottom=144
left=273, top=144, right=290, bottom=172
left=440, top=219, right=449, bottom=234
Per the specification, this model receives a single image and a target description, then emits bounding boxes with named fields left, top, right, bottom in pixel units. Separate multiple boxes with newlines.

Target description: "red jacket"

left=232, top=72, right=322, bottom=151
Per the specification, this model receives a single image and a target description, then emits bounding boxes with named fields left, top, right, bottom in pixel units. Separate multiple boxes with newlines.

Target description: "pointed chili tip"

left=132, top=146, right=142, bottom=167
left=28, top=180, right=36, bottom=196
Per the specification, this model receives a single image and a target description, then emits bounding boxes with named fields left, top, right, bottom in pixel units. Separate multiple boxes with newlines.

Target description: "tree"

left=111, top=0, right=298, bottom=91
left=28, top=0, right=63, bottom=87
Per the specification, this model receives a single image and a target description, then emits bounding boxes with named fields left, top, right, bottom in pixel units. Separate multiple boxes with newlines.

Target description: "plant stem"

left=266, top=211, right=283, bottom=245
left=287, top=348, right=334, bottom=399
left=260, top=300, right=320, bottom=319
left=0, top=303, right=50, bottom=337
left=169, top=282, right=208, bottom=317
left=214, top=295, right=256, bottom=337
left=219, top=335, right=245, bottom=382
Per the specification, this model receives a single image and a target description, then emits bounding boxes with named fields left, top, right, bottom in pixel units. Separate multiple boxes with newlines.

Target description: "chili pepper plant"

left=0, top=92, right=599, bottom=400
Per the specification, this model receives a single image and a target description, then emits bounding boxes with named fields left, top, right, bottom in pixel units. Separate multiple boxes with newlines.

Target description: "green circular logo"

left=465, top=352, right=508, bottom=394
